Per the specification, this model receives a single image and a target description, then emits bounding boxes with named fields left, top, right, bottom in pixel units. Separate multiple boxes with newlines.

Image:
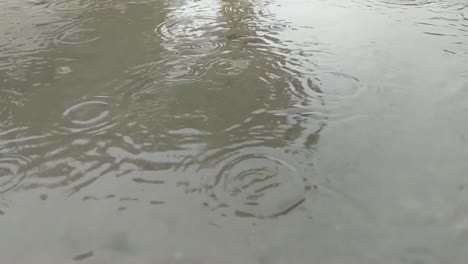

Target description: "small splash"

left=56, top=66, right=72, bottom=75
left=189, top=39, right=225, bottom=52
left=166, top=62, right=203, bottom=81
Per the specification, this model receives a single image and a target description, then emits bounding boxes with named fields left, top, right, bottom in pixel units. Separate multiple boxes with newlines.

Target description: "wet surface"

left=1, top=0, right=468, bottom=263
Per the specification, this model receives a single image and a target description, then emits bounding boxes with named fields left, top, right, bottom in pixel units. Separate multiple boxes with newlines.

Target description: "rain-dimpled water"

left=1, top=0, right=468, bottom=263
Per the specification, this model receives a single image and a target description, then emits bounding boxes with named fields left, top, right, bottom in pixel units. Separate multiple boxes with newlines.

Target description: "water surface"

left=1, top=0, right=468, bottom=263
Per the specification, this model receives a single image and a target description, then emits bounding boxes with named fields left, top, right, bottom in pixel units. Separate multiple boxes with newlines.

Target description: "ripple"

left=0, top=155, right=31, bottom=194
left=54, top=96, right=117, bottom=135
left=43, top=0, right=136, bottom=12
left=155, top=16, right=224, bottom=41
left=0, top=7, right=61, bottom=64
left=0, top=89, right=24, bottom=123
left=43, top=0, right=94, bottom=12
left=202, top=147, right=306, bottom=218
left=42, top=0, right=161, bottom=13
left=165, top=62, right=202, bottom=81
left=304, top=71, right=362, bottom=102
left=155, top=14, right=227, bottom=56
left=64, top=101, right=109, bottom=125
left=205, top=57, right=251, bottom=77
left=54, top=28, right=100, bottom=45
left=378, top=0, right=433, bottom=6
left=189, top=40, right=225, bottom=53
left=130, top=58, right=207, bottom=85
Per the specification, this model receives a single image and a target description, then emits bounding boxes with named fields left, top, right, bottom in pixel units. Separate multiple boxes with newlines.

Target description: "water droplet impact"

left=206, top=153, right=305, bottom=218
left=56, top=66, right=72, bottom=75
left=55, top=28, right=100, bottom=45
left=54, top=97, right=117, bottom=135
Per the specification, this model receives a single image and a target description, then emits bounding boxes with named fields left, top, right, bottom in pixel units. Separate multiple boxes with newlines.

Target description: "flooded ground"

left=1, top=0, right=468, bottom=262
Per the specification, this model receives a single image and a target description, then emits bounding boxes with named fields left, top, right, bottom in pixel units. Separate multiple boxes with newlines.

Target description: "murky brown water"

left=1, top=0, right=468, bottom=262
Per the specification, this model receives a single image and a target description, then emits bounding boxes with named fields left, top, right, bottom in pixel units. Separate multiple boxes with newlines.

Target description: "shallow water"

left=1, top=0, right=468, bottom=262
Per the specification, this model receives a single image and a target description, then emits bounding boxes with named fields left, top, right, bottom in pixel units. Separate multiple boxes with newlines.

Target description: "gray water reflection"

left=1, top=0, right=468, bottom=263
